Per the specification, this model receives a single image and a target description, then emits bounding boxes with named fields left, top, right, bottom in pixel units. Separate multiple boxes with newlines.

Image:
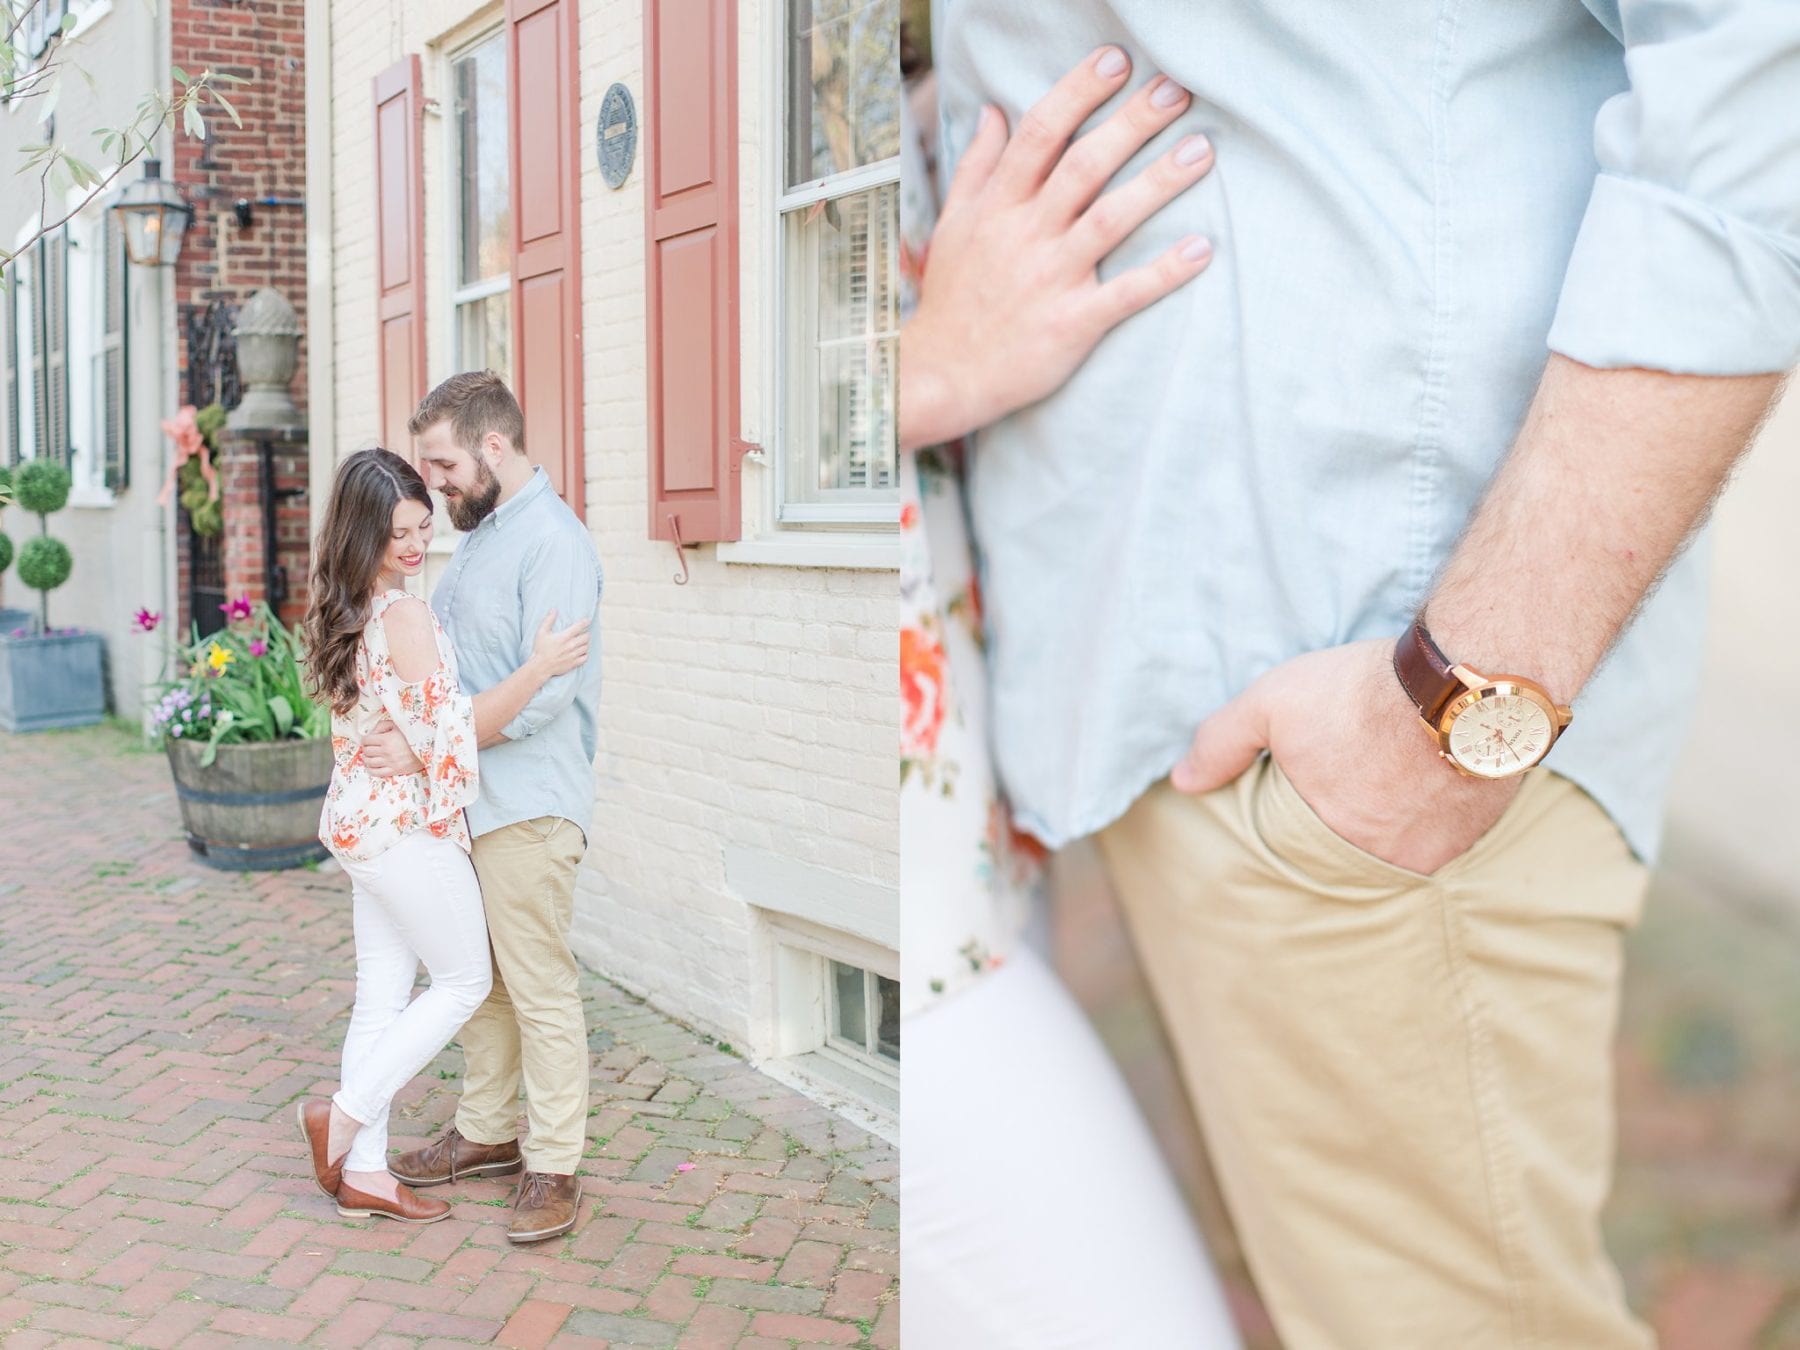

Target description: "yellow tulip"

left=207, top=642, right=234, bottom=672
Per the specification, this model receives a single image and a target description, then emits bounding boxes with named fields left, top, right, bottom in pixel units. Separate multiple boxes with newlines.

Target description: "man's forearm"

left=1424, top=353, right=1787, bottom=702
left=471, top=660, right=544, bottom=746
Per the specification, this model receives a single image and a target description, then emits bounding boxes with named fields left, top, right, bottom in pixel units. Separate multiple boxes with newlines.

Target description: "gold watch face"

left=1444, top=686, right=1557, bottom=779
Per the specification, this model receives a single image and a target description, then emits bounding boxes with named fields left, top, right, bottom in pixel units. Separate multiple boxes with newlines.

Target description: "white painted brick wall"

left=327, top=0, right=899, bottom=1057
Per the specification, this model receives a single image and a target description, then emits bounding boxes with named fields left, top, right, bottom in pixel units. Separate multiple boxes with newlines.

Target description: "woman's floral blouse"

left=901, top=77, right=1046, bottom=1019
left=319, top=589, right=478, bottom=863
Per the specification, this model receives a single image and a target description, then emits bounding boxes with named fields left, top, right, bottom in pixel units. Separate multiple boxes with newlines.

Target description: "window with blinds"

left=90, top=211, right=129, bottom=490
left=778, top=0, right=900, bottom=523
left=1, top=272, right=15, bottom=468
left=28, top=230, right=71, bottom=471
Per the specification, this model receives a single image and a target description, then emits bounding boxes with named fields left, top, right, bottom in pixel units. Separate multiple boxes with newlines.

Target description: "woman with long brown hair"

left=294, top=447, right=588, bottom=1224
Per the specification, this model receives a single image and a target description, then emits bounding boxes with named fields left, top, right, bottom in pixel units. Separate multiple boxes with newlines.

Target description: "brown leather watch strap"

left=1393, top=618, right=1465, bottom=727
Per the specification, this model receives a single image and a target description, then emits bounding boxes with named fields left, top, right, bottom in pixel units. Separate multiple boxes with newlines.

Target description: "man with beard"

left=358, top=369, right=604, bottom=1245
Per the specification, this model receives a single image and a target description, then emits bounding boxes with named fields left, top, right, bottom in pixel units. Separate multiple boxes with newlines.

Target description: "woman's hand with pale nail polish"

left=900, top=48, right=1217, bottom=451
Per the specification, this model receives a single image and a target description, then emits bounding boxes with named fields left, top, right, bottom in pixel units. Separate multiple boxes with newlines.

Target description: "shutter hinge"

left=732, top=438, right=764, bottom=466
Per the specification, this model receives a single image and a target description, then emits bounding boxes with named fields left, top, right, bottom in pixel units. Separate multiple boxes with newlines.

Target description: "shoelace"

left=519, top=1172, right=555, bottom=1208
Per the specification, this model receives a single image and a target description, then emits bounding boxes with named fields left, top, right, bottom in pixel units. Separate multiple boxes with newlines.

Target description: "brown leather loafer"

left=506, top=1171, right=581, bottom=1244
left=388, top=1126, right=523, bottom=1187
left=335, top=1178, right=452, bottom=1224
left=296, top=1099, right=347, bottom=1200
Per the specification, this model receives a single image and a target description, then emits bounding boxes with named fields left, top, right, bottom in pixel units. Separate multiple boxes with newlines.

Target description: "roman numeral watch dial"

left=1393, top=620, right=1573, bottom=780
left=1446, top=691, right=1557, bottom=778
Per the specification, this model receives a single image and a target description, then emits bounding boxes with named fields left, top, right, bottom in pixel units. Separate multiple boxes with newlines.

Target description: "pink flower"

left=219, top=594, right=254, bottom=623
left=155, top=405, right=219, bottom=508
left=249, top=638, right=268, bottom=657
left=133, top=607, right=162, bottom=633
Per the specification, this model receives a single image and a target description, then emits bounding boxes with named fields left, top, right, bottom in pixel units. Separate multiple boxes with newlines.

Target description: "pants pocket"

left=1247, top=754, right=1434, bottom=898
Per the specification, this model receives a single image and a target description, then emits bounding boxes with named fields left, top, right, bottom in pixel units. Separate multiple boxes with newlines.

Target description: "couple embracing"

left=293, top=371, right=603, bottom=1244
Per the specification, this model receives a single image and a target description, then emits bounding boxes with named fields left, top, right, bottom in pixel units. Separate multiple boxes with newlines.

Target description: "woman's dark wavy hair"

left=303, top=448, right=433, bottom=715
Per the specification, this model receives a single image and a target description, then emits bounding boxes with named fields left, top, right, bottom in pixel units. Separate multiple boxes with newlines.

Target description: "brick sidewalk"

left=0, top=724, right=898, bottom=1349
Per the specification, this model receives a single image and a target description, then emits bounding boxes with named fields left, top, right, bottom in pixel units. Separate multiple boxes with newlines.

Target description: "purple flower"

left=219, top=594, right=254, bottom=623
left=133, top=608, right=162, bottom=633
left=249, top=638, right=268, bottom=657
left=9, top=627, right=24, bottom=639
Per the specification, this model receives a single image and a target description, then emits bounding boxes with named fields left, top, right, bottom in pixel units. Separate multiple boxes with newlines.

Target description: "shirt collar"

left=488, top=465, right=549, bottom=531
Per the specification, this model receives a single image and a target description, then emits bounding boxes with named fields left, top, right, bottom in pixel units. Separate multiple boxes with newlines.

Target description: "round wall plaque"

left=597, top=83, right=637, bottom=189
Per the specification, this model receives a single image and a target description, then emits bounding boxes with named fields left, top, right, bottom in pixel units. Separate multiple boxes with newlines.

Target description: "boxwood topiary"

left=12, top=460, right=74, bottom=632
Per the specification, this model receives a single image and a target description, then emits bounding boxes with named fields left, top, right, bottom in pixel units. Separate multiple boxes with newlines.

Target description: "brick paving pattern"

left=1052, top=836, right=1800, bottom=1350
left=0, top=724, right=898, bottom=1348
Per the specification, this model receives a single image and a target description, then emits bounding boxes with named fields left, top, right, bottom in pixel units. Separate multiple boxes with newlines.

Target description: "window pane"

left=786, top=0, right=899, bottom=187
left=454, top=36, right=509, bottom=287
left=455, top=292, right=511, bottom=379
left=874, top=974, right=899, bottom=1063
left=831, top=960, right=867, bottom=1046
left=783, top=183, right=898, bottom=505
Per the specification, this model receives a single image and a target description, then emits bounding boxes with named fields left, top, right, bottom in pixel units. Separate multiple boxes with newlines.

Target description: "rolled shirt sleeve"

left=1547, top=0, right=1800, bottom=375
left=500, top=528, right=602, bottom=743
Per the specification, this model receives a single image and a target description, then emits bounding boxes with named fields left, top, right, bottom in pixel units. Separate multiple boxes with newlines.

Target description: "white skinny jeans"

left=332, top=830, right=492, bottom=1173
left=901, top=945, right=1242, bottom=1349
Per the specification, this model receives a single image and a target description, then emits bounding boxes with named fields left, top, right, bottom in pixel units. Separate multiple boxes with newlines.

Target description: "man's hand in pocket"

left=1170, top=638, right=1519, bottom=876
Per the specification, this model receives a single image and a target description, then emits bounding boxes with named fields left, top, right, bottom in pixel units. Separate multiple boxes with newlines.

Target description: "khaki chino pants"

left=455, top=816, right=590, bottom=1175
left=1096, top=754, right=1652, bottom=1349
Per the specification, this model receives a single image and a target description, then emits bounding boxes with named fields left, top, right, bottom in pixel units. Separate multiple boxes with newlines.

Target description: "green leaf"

left=199, top=710, right=235, bottom=768
left=209, top=70, right=249, bottom=84
left=60, top=10, right=77, bottom=32
left=170, top=64, right=189, bottom=86
left=181, top=100, right=205, bottom=141
left=268, top=693, right=294, bottom=737
left=64, top=155, right=98, bottom=189
left=39, top=79, right=60, bottom=125
left=210, top=89, right=241, bottom=128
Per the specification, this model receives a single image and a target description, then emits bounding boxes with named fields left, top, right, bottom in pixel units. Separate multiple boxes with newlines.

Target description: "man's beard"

left=445, top=459, right=502, bottom=532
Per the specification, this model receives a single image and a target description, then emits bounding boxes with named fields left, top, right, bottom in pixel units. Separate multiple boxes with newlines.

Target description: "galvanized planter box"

left=166, top=736, right=332, bottom=871
left=0, top=630, right=106, bottom=732
left=0, top=607, right=36, bottom=636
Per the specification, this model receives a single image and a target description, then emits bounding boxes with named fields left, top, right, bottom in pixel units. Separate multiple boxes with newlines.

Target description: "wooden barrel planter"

left=166, top=736, right=331, bottom=871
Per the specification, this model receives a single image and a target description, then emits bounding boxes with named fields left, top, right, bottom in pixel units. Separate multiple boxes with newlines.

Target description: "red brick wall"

left=170, top=0, right=309, bottom=632
left=218, top=433, right=310, bottom=630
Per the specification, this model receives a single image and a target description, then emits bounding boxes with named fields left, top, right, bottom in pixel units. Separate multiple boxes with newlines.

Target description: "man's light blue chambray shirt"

left=431, top=467, right=604, bottom=841
left=932, top=0, right=1800, bottom=860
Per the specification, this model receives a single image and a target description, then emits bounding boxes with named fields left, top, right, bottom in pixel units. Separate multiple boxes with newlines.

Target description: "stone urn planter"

left=166, top=735, right=331, bottom=871
left=0, top=629, right=106, bottom=732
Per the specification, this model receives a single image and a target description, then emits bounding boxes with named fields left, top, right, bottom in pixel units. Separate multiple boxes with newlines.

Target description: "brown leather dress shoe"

left=335, top=1178, right=452, bottom=1224
left=296, top=1099, right=347, bottom=1200
left=506, top=1171, right=581, bottom=1243
left=388, top=1126, right=523, bottom=1187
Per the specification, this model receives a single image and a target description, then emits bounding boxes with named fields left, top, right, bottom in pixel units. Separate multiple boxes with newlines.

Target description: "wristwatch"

left=1392, top=619, right=1572, bottom=779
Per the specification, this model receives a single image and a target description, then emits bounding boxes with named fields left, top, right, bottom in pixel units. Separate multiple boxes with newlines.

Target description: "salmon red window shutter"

left=507, top=0, right=585, bottom=520
left=645, top=0, right=751, bottom=544
left=373, top=56, right=426, bottom=460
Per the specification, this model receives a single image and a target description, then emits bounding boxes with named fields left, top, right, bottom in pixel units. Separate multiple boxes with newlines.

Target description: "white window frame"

left=64, top=205, right=100, bottom=498
left=757, top=911, right=899, bottom=1124
left=822, top=957, right=900, bottom=1075
left=10, top=220, right=39, bottom=466
left=442, top=26, right=511, bottom=382
left=770, top=0, right=901, bottom=529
